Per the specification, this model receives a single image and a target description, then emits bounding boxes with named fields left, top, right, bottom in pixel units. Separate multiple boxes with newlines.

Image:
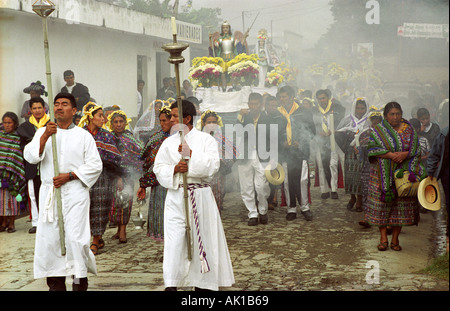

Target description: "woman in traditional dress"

left=198, top=110, right=237, bottom=212
left=107, top=110, right=143, bottom=243
left=365, top=102, right=426, bottom=251
left=0, top=112, right=27, bottom=233
left=79, top=103, right=122, bottom=255
left=133, top=99, right=165, bottom=143
left=137, top=105, right=172, bottom=240
left=357, top=108, right=383, bottom=228
left=336, top=97, right=369, bottom=212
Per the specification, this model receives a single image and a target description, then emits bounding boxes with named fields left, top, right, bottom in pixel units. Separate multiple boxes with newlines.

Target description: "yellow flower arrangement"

left=327, top=62, right=346, bottom=79
left=265, top=70, right=284, bottom=87
left=192, top=56, right=227, bottom=72
left=273, top=62, right=298, bottom=82
left=189, top=57, right=226, bottom=89
left=226, top=53, right=259, bottom=69
left=306, top=64, right=324, bottom=76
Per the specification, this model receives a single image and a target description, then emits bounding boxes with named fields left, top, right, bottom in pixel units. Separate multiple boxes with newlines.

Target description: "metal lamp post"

left=32, top=0, right=66, bottom=256
left=162, top=17, right=192, bottom=261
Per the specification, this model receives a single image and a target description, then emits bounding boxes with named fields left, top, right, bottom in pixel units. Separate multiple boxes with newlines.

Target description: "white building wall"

left=0, top=0, right=194, bottom=119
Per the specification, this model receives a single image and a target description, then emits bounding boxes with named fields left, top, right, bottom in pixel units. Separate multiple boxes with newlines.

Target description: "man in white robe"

left=24, top=92, right=102, bottom=291
left=154, top=100, right=234, bottom=291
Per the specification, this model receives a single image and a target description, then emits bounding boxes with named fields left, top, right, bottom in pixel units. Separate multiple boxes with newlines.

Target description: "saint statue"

left=209, top=21, right=248, bottom=61
left=255, top=29, right=269, bottom=87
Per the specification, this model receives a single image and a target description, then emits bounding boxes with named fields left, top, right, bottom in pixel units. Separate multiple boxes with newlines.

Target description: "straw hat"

left=418, top=177, right=441, bottom=211
left=264, top=163, right=285, bottom=186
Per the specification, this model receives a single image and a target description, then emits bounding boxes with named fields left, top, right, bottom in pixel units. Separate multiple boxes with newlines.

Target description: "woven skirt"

left=0, top=188, right=19, bottom=216
left=109, top=178, right=133, bottom=226
left=147, top=184, right=167, bottom=240
left=89, top=170, right=115, bottom=236
left=364, top=164, right=419, bottom=227
left=344, top=151, right=363, bottom=195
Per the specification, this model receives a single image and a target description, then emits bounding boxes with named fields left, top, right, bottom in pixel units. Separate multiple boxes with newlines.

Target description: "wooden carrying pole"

left=33, top=0, right=66, bottom=256
left=162, top=17, right=192, bottom=261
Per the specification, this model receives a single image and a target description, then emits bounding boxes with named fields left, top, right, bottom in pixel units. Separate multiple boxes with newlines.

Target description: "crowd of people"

left=0, top=67, right=448, bottom=291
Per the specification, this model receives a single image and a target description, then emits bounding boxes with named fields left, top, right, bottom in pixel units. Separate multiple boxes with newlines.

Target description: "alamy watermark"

left=171, top=123, right=280, bottom=166
left=365, top=260, right=380, bottom=284
left=366, top=0, right=380, bottom=25
left=61, top=0, right=81, bottom=25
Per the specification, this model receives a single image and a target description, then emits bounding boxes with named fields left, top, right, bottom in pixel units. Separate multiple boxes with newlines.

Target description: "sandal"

left=90, top=243, right=99, bottom=255
left=119, top=237, right=127, bottom=244
left=111, top=233, right=120, bottom=240
left=358, top=220, right=371, bottom=228
left=390, top=243, right=402, bottom=251
left=377, top=241, right=388, bottom=251
left=7, top=227, right=16, bottom=233
left=98, top=238, right=105, bottom=249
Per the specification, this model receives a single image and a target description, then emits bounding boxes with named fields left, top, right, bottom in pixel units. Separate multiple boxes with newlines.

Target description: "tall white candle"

left=171, top=17, right=177, bottom=35
left=329, top=112, right=336, bottom=152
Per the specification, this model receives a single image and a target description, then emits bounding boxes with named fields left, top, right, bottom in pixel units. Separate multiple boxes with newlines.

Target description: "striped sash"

left=184, top=183, right=211, bottom=274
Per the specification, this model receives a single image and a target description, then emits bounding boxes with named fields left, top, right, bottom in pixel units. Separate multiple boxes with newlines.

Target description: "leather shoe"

left=321, top=192, right=330, bottom=199
left=331, top=192, right=339, bottom=199
left=259, top=214, right=268, bottom=224
left=301, top=210, right=313, bottom=221
left=286, top=213, right=297, bottom=221
left=248, top=218, right=258, bottom=226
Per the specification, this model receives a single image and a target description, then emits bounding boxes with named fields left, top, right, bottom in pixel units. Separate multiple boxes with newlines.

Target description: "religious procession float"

left=189, top=22, right=298, bottom=115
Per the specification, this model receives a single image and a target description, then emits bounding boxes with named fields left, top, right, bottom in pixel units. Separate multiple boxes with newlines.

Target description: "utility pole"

left=242, top=11, right=245, bottom=32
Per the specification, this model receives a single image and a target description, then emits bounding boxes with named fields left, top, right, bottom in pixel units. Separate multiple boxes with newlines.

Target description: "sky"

left=181, top=0, right=334, bottom=49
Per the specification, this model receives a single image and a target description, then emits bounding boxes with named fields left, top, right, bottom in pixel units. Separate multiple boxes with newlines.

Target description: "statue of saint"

left=209, top=21, right=248, bottom=61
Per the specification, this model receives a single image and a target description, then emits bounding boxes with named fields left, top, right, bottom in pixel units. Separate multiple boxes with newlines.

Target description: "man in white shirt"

left=154, top=99, right=234, bottom=291
left=24, top=92, right=102, bottom=291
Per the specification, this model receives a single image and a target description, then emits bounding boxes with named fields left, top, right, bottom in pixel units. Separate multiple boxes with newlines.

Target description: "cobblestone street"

left=0, top=176, right=448, bottom=292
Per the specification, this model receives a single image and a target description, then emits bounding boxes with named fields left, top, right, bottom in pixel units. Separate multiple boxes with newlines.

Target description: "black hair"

left=417, top=107, right=430, bottom=119
left=278, top=85, right=295, bottom=98
left=370, top=115, right=382, bottom=123
left=63, top=70, right=74, bottom=77
left=159, top=106, right=172, bottom=119
left=409, top=118, right=421, bottom=132
left=186, top=96, right=200, bottom=108
left=2, top=112, right=19, bottom=128
left=54, top=92, right=77, bottom=109
left=29, top=97, right=45, bottom=109
left=265, top=95, right=277, bottom=106
left=170, top=100, right=197, bottom=125
left=302, top=90, right=312, bottom=98
left=383, top=101, right=403, bottom=118
left=83, top=102, right=102, bottom=117
left=248, top=92, right=263, bottom=103
left=315, top=89, right=329, bottom=99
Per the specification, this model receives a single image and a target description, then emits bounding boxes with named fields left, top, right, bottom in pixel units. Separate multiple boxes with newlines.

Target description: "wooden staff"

left=32, top=0, right=66, bottom=256
left=163, top=17, right=192, bottom=261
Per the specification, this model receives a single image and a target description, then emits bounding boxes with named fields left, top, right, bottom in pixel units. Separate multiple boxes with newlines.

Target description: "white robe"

left=24, top=126, right=102, bottom=279
left=154, top=127, right=235, bottom=290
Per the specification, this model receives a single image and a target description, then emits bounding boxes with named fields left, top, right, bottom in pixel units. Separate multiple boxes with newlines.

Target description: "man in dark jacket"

left=60, top=70, right=90, bottom=112
left=277, top=86, right=315, bottom=221
left=312, top=89, right=346, bottom=200
left=16, top=97, right=50, bottom=233
left=236, top=93, right=274, bottom=226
